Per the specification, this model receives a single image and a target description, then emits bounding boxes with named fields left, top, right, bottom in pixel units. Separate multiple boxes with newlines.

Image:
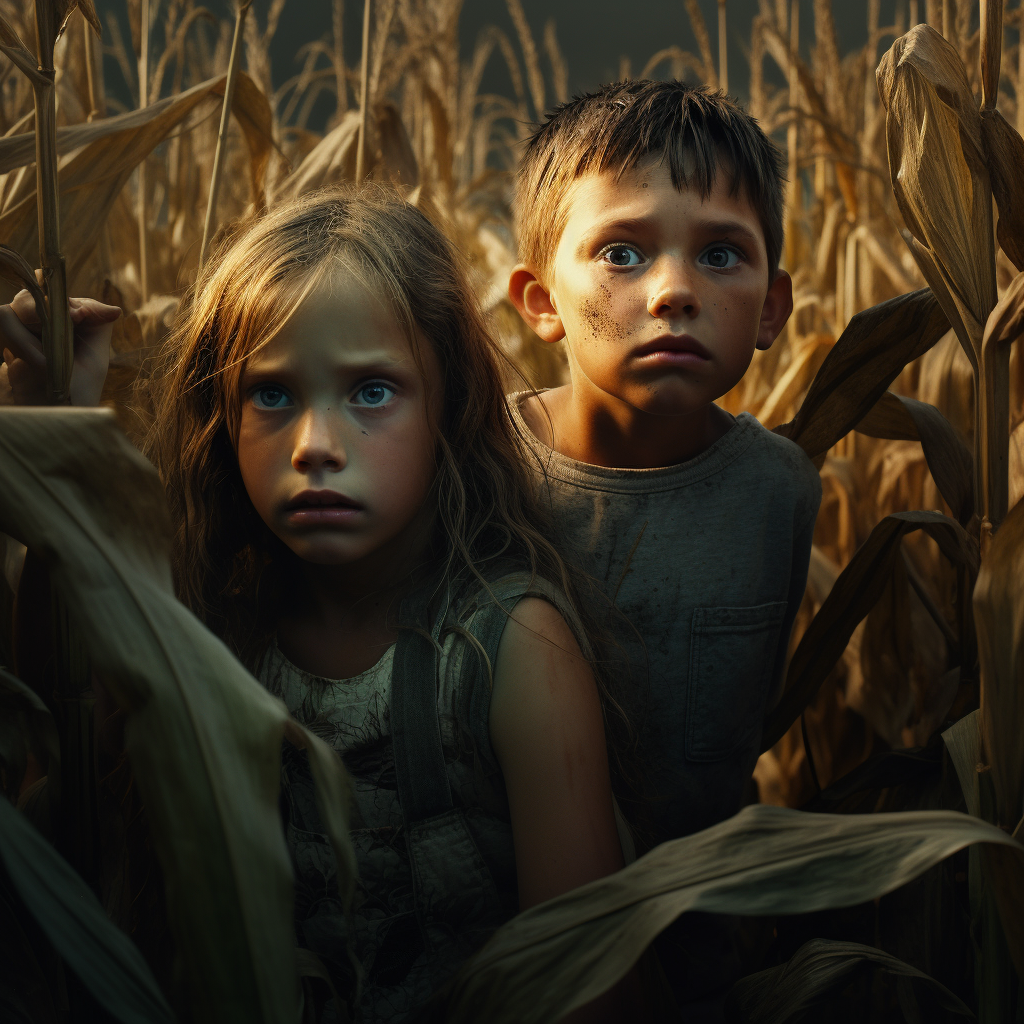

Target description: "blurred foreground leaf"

left=0, top=796, right=173, bottom=1024
left=0, top=408, right=356, bottom=1024
left=436, top=804, right=1020, bottom=1024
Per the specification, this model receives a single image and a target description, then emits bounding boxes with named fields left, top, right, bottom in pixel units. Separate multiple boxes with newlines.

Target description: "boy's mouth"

left=633, top=335, right=711, bottom=366
left=284, top=489, right=364, bottom=525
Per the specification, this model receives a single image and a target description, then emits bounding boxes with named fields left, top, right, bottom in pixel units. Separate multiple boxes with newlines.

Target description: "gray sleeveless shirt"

left=261, top=573, right=574, bottom=1023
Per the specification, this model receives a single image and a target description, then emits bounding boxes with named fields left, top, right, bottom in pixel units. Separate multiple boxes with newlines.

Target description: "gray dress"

left=261, top=573, right=573, bottom=1023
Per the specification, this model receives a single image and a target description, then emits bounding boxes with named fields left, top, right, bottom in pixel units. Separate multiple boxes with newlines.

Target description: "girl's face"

left=237, top=274, right=441, bottom=568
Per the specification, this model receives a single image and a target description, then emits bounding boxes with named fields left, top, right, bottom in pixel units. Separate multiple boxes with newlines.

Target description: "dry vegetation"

left=3, top=0, right=1024, bottom=1021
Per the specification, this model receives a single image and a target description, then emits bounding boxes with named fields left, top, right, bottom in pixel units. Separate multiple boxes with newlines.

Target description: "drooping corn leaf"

left=0, top=73, right=273, bottom=290
left=877, top=25, right=996, bottom=362
left=0, top=407, right=356, bottom=1024
left=0, top=796, right=174, bottom=1024
left=773, top=289, right=948, bottom=461
left=729, top=938, right=975, bottom=1023
left=856, top=391, right=974, bottom=525
left=761, top=511, right=978, bottom=753
left=0, top=668, right=59, bottom=804
left=0, top=13, right=46, bottom=86
left=436, top=804, right=1021, bottom=1024
left=980, top=108, right=1024, bottom=272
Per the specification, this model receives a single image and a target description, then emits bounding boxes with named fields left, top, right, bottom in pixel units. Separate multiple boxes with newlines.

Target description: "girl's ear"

left=508, top=265, right=566, bottom=344
left=756, top=269, right=794, bottom=351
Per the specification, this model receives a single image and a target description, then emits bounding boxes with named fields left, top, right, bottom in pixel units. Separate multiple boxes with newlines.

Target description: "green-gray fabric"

left=509, top=395, right=822, bottom=846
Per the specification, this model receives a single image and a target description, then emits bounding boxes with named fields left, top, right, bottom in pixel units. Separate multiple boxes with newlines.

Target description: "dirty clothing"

left=261, top=573, right=576, bottom=1023
left=509, top=394, right=822, bottom=847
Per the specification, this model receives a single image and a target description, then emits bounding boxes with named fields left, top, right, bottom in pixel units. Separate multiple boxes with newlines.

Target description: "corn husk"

left=877, top=24, right=996, bottom=366
left=0, top=407, right=356, bottom=1024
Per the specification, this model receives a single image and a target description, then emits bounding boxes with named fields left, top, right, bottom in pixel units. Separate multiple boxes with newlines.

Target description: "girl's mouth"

left=284, top=489, right=364, bottom=525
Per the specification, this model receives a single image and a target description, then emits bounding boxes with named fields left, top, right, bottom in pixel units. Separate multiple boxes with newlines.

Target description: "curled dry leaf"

left=0, top=796, right=174, bottom=1024
left=773, top=288, right=948, bottom=461
left=761, top=510, right=978, bottom=753
left=877, top=25, right=997, bottom=363
left=437, top=804, right=1021, bottom=1024
left=980, top=109, right=1024, bottom=272
left=730, top=938, right=975, bottom=1023
left=856, top=390, right=974, bottom=525
left=0, top=408, right=356, bottom=1024
left=0, top=73, right=273, bottom=290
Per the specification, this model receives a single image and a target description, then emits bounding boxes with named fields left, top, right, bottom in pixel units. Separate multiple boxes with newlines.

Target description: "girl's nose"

left=648, top=256, right=701, bottom=321
left=291, top=408, right=347, bottom=473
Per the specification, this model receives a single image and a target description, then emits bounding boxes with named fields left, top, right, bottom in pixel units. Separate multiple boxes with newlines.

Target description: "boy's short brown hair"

left=514, top=80, right=786, bottom=280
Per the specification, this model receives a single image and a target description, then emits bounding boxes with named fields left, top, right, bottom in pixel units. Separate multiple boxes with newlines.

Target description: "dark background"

left=94, top=0, right=913, bottom=125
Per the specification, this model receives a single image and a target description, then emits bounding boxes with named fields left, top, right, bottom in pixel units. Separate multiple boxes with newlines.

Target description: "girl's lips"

left=286, top=506, right=363, bottom=526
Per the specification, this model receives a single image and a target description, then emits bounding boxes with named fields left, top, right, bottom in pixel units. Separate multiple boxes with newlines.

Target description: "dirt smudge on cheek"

left=579, top=283, right=641, bottom=343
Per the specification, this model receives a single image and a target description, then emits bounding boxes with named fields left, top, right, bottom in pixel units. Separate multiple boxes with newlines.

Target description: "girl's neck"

left=276, top=511, right=436, bottom=679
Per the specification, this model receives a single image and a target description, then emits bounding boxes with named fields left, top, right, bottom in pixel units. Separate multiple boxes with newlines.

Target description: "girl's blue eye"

left=352, top=382, right=395, bottom=407
left=602, top=245, right=643, bottom=268
left=701, top=246, right=741, bottom=270
left=252, top=385, right=292, bottom=409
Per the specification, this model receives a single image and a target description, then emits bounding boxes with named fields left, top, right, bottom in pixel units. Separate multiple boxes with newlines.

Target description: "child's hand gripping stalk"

left=0, top=286, right=120, bottom=407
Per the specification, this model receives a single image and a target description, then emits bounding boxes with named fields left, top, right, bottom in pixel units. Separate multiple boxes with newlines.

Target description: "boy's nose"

left=291, top=408, right=347, bottom=473
left=648, top=258, right=701, bottom=321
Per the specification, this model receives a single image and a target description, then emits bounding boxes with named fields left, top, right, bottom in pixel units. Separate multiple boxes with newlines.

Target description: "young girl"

left=1, top=187, right=633, bottom=1022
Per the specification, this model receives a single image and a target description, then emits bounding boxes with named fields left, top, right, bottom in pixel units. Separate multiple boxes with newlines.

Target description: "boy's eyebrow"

left=576, top=216, right=763, bottom=255
left=690, top=219, right=763, bottom=248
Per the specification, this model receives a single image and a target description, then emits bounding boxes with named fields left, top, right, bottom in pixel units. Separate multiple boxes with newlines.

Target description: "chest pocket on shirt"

left=685, top=601, right=789, bottom=762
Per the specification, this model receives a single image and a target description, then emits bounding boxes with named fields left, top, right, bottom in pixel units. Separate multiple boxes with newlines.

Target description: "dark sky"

left=97, top=0, right=913, bottom=119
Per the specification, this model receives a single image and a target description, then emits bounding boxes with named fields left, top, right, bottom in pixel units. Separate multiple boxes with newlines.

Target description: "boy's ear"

left=508, top=265, right=566, bottom=344
left=755, top=269, right=794, bottom=351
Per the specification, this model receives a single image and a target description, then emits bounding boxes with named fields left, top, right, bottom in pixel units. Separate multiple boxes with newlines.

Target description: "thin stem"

left=138, top=0, right=150, bottom=303
left=82, top=12, right=100, bottom=121
left=980, top=0, right=1003, bottom=112
left=356, top=0, right=372, bottom=183
left=717, top=0, right=728, bottom=94
left=200, top=2, right=252, bottom=269
left=32, top=4, right=72, bottom=404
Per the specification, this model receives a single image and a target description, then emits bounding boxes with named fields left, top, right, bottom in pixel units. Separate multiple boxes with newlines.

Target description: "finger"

left=10, top=288, right=43, bottom=328
left=0, top=306, right=45, bottom=370
left=68, top=297, right=122, bottom=329
left=5, top=356, right=47, bottom=404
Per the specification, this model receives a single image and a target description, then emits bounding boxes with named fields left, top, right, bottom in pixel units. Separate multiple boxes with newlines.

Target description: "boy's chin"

left=609, top=380, right=725, bottom=419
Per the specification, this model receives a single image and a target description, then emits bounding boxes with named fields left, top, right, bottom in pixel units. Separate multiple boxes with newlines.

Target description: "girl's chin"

left=283, top=539, right=376, bottom=567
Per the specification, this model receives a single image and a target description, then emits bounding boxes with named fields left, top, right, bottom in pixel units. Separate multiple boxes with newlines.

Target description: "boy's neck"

left=523, top=382, right=735, bottom=470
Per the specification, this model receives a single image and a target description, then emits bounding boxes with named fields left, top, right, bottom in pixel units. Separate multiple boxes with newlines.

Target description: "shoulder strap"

left=392, top=588, right=452, bottom=824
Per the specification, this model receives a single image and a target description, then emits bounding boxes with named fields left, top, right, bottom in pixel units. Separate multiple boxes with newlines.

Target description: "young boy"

left=507, top=80, right=821, bottom=851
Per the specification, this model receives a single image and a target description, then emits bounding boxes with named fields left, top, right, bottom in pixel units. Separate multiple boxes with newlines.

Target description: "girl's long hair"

left=144, top=185, right=639, bottom=793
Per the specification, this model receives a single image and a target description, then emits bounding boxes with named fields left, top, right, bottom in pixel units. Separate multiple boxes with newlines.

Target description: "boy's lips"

left=284, top=489, right=364, bottom=525
left=633, top=334, right=711, bottom=367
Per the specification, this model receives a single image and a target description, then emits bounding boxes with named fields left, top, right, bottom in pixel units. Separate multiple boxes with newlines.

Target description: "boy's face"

left=515, top=159, right=790, bottom=419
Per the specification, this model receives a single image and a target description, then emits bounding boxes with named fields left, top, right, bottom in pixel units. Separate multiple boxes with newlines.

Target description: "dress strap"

left=392, top=588, right=453, bottom=824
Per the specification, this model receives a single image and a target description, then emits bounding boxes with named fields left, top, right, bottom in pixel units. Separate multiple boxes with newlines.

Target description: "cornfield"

left=2, top=0, right=1024, bottom=1021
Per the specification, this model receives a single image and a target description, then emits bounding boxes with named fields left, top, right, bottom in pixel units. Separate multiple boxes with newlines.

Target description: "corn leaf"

left=0, top=797, right=174, bottom=1024
left=0, top=407, right=356, bottom=1024
left=980, top=109, right=1024, bottom=272
left=34, top=0, right=101, bottom=59
left=0, top=73, right=273, bottom=288
left=0, top=668, right=59, bottom=804
left=877, top=25, right=996, bottom=361
left=773, top=289, right=948, bottom=461
left=0, top=13, right=46, bottom=87
left=730, top=938, right=975, bottom=1023
left=436, top=804, right=1021, bottom=1024
left=761, top=510, right=979, bottom=753
left=0, top=245, right=47, bottom=333
left=856, top=391, right=974, bottom=525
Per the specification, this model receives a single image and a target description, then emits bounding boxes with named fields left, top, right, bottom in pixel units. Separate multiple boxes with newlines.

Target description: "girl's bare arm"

left=489, top=597, right=637, bottom=1023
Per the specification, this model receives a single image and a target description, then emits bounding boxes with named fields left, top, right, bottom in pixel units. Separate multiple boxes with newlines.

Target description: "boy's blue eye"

left=701, top=246, right=741, bottom=270
left=352, top=382, right=395, bottom=407
left=602, top=245, right=643, bottom=268
left=252, top=385, right=292, bottom=410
